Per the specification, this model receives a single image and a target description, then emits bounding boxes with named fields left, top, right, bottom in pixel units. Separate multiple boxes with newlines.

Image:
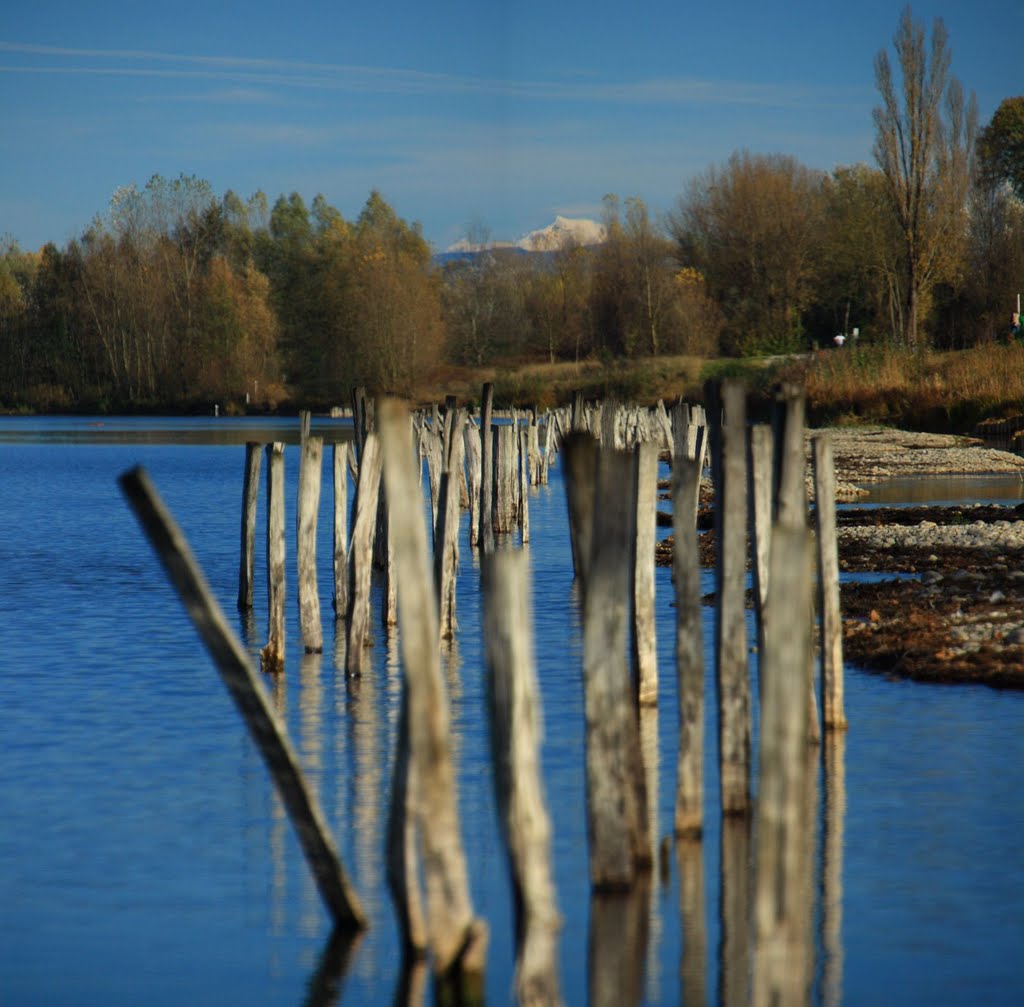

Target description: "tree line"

left=1, top=6, right=1023, bottom=412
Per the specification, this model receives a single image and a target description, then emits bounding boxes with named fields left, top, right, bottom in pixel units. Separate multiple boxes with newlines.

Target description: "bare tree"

left=872, top=5, right=976, bottom=346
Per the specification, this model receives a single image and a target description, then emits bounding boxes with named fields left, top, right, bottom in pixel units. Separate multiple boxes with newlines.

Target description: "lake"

left=1, top=416, right=1022, bottom=1005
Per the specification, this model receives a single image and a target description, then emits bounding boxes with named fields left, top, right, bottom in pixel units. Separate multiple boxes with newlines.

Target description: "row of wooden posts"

left=124, top=379, right=847, bottom=1006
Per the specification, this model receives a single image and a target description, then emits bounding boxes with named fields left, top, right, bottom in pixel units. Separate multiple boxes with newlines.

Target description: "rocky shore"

left=659, top=427, right=1024, bottom=688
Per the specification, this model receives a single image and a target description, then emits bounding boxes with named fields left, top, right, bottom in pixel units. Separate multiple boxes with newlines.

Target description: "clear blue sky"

left=2, top=1, right=1021, bottom=252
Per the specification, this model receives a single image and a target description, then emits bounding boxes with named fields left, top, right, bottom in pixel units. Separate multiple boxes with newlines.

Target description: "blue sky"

left=2, top=1, right=1022, bottom=252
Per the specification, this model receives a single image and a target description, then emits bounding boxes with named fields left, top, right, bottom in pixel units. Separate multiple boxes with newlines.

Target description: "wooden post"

left=631, top=441, right=658, bottom=706
left=774, top=385, right=821, bottom=745
left=571, top=390, right=585, bottom=431
left=673, top=453, right=706, bottom=837
left=753, top=523, right=814, bottom=1007
left=434, top=412, right=464, bottom=640
left=483, top=550, right=561, bottom=1006
left=813, top=434, right=847, bottom=731
left=581, top=445, right=650, bottom=889
left=713, top=381, right=751, bottom=816
left=351, top=387, right=368, bottom=464
left=119, top=466, right=366, bottom=931
left=237, top=441, right=262, bottom=610
left=346, top=434, right=382, bottom=676
left=297, top=433, right=324, bottom=653
left=519, top=426, right=531, bottom=544
left=562, top=433, right=599, bottom=588
left=464, top=423, right=482, bottom=548
left=332, top=435, right=349, bottom=619
left=378, top=400, right=488, bottom=981
left=262, top=442, right=286, bottom=673
left=479, top=382, right=495, bottom=554
left=494, top=424, right=517, bottom=534
left=749, top=424, right=774, bottom=664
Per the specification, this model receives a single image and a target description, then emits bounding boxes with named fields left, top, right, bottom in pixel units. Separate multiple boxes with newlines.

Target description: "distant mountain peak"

left=445, top=215, right=606, bottom=254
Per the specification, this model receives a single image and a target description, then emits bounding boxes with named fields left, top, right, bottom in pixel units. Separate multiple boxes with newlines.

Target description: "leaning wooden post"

left=119, top=466, right=366, bottom=932
left=581, top=444, right=651, bottom=888
left=237, top=441, right=262, bottom=610
left=297, top=433, right=324, bottom=653
left=479, top=382, right=495, bottom=554
left=673, top=452, right=706, bottom=838
left=379, top=400, right=488, bottom=982
left=713, top=381, right=752, bottom=817
left=332, top=432, right=349, bottom=619
left=346, top=434, right=382, bottom=676
left=262, top=442, right=286, bottom=673
left=812, top=434, right=847, bottom=731
left=753, top=522, right=814, bottom=1007
left=351, top=387, right=368, bottom=464
left=483, top=550, right=562, bottom=1006
left=631, top=441, right=658, bottom=706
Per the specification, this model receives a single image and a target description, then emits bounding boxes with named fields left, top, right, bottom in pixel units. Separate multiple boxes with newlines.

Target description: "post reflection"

left=270, top=669, right=288, bottom=936
left=822, top=732, right=847, bottom=1007
left=299, top=652, right=324, bottom=936
left=677, top=836, right=707, bottom=1007
left=639, top=705, right=662, bottom=1004
left=718, top=815, right=751, bottom=1007
left=588, top=877, right=652, bottom=1007
left=300, top=928, right=364, bottom=1007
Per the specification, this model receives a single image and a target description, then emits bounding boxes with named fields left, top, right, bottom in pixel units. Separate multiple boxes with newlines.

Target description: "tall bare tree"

left=872, top=5, right=976, bottom=346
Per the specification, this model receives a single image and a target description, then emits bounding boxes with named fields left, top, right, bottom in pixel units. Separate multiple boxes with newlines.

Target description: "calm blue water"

left=1, top=417, right=1023, bottom=1005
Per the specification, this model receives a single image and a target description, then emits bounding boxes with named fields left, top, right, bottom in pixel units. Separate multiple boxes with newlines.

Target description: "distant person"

left=1012, top=312, right=1022, bottom=342
left=833, top=333, right=846, bottom=348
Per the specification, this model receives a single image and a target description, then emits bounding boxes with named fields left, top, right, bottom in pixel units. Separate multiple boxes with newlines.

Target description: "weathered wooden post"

left=749, top=424, right=774, bottom=664
left=673, top=452, right=706, bottom=838
left=519, top=425, right=531, bottom=544
left=479, top=382, right=495, bottom=554
left=712, top=380, right=752, bottom=817
left=494, top=424, right=518, bottom=534
left=464, top=422, right=482, bottom=548
left=563, top=434, right=599, bottom=587
left=237, top=441, right=262, bottom=610
left=580, top=443, right=650, bottom=888
left=774, top=384, right=822, bottom=745
left=434, top=411, right=464, bottom=640
left=351, top=387, right=368, bottom=464
left=346, top=434, right=382, bottom=676
left=297, top=432, right=324, bottom=653
left=378, top=399, right=488, bottom=985
left=483, top=550, right=561, bottom=1006
left=753, top=522, right=814, bottom=1007
left=119, top=466, right=366, bottom=932
left=631, top=441, right=658, bottom=706
left=332, top=429, right=349, bottom=619
left=813, top=434, right=847, bottom=731
left=262, top=442, right=286, bottom=673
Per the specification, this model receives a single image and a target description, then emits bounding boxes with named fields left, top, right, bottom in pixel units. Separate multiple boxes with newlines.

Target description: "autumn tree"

left=671, top=153, right=824, bottom=354
left=977, top=96, right=1024, bottom=200
left=872, top=5, right=976, bottom=346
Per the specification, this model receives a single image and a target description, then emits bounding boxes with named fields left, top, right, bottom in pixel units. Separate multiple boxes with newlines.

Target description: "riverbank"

left=658, top=427, right=1024, bottom=688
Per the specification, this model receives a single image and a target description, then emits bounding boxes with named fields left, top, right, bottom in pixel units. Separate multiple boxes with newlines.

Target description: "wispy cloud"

left=0, top=39, right=862, bottom=109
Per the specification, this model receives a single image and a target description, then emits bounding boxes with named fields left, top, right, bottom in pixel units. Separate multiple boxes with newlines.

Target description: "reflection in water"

left=822, top=734, right=847, bottom=1007
left=301, top=928, right=364, bottom=1007
left=441, top=639, right=463, bottom=767
left=677, top=837, right=707, bottom=1007
left=639, top=705, right=662, bottom=1004
left=589, top=877, right=652, bottom=1007
left=270, top=672, right=288, bottom=937
left=719, top=816, right=751, bottom=1007
left=392, top=955, right=428, bottom=1007
left=300, top=653, right=325, bottom=936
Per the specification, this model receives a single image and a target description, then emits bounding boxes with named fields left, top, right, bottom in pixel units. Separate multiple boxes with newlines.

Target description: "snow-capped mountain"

left=515, top=215, right=606, bottom=252
left=444, top=216, right=606, bottom=254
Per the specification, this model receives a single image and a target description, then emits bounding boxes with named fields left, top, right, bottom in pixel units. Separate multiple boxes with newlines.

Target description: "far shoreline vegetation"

left=2, top=11, right=1023, bottom=438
